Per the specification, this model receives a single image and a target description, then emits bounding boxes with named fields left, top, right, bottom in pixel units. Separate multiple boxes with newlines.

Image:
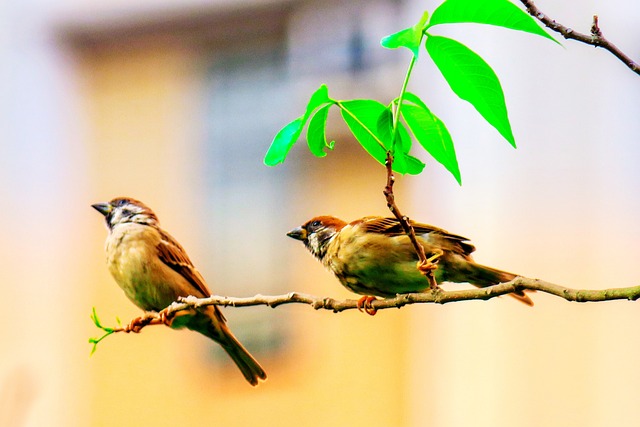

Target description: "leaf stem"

left=383, top=152, right=437, bottom=288
left=390, top=39, right=422, bottom=152
left=383, top=32, right=438, bottom=287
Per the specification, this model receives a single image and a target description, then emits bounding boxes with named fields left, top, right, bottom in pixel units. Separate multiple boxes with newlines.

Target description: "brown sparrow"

left=92, top=197, right=266, bottom=386
left=287, top=215, right=533, bottom=312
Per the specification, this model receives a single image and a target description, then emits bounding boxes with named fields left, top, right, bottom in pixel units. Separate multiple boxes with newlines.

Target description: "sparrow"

left=287, top=215, right=533, bottom=312
left=92, top=197, right=266, bottom=386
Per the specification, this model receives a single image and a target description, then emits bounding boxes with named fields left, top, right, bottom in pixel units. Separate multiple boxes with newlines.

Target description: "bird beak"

left=286, top=226, right=307, bottom=241
left=91, top=202, right=112, bottom=216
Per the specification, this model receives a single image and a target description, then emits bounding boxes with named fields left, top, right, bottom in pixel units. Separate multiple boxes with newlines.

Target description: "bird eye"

left=309, top=220, right=322, bottom=229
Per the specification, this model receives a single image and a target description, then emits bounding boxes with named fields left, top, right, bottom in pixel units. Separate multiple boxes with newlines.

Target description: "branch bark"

left=519, top=0, right=639, bottom=75
left=160, top=278, right=640, bottom=312
left=383, top=152, right=438, bottom=288
left=92, top=277, right=640, bottom=340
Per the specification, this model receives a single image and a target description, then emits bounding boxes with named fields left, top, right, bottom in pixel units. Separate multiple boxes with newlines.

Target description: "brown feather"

left=156, top=229, right=212, bottom=299
left=358, top=216, right=476, bottom=256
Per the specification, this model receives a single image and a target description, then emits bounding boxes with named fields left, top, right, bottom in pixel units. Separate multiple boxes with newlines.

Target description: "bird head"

left=287, top=216, right=347, bottom=260
left=92, top=197, right=159, bottom=230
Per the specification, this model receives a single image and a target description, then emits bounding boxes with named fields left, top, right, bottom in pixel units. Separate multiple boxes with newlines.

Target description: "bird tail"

left=468, top=263, right=534, bottom=306
left=187, top=306, right=267, bottom=386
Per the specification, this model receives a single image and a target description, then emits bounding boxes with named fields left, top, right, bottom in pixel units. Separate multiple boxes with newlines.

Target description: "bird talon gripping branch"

left=417, top=260, right=436, bottom=273
left=158, top=309, right=175, bottom=327
left=124, top=315, right=152, bottom=333
left=356, top=296, right=378, bottom=316
left=417, top=249, right=443, bottom=281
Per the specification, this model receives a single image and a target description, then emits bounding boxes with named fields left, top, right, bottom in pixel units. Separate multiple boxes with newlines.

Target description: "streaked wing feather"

left=359, top=216, right=476, bottom=255
left=156, top=230, right=212, bottom=298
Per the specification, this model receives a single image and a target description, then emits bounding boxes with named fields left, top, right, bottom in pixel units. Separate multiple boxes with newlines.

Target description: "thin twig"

left=382, top=152, right=438, bottom=288
left=519, top=0, right=639, bottom=75
left=91, top=277, right=640, bottom=339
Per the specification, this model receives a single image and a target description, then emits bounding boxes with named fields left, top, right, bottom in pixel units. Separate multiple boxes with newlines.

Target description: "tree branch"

left=519, top=0, right=639, bottom=75
left=149, top=278, right=640, bottom=310
left=383, top=152, right=438, bottom=288
left=90, top=277, right=640, bottom=348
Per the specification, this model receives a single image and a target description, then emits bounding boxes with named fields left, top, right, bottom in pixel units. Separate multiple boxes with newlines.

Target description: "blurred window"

left=201, top=42, right=293, bottom=360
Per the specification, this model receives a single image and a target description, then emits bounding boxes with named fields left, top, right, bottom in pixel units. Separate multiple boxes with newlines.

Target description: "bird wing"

left=356, top=216, right=444, bottom=235
left=358, top=216, right=476, bottom=255
left=156, top=229, right=213, bottom=298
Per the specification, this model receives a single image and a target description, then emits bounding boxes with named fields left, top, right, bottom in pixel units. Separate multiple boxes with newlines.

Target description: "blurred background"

left=0, top=0, right=639, bottom=425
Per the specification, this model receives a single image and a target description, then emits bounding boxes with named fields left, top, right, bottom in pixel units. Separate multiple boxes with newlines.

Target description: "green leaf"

left=381, top=11, right=430, bottom=57
left=395, top=121, right=413, bottom=155
left=394, top=152, right=425, bottom=175
left=374, top=106, right=414, bottom=155
left=339, top=100, right=423, bottom=175
left=263, top=117, right=306, bottom=165
left=89, top=307, right=117, bottom=356
left=307, top=104, right=334, bottom=157
left=394, top=124, right=425, bottom=175
left=264, top=84, right=334, bottom=166
left=304, top=84, right=332, bottom=118
left=375, top=107, right=421, bottom=174
left=375, top=107, right=394, bottom=145
left=91, top=307, right=101, bottom=327
left=426, top=35, right=515, bottom=147
left=339, top=99, right=388, bottom=161
left=428, top=0, right=558, bottom=44
left=402, top=103, right=461, bottom=184
left=401, top=91, right=430, bottom=110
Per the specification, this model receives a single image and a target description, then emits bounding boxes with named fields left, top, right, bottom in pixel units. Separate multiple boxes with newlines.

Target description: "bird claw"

left=417, top=250, right=443, bottom=289
left=357, top=296, right=379, bottom=316
left=417, top=249, right=443, bottom=273
left=124, top=311, right=169, bottom=333
left=158, top=309, right=175, bottom=327
left=124, top=314, right=152, bottom=333
left=417, top=260, right=437, bottom=273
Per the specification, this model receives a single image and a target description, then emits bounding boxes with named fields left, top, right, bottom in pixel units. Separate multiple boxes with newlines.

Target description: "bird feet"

left=124, top=312, right=156, bottom=333
left=417, top=249, right=443, bottom=289
left=417, top=249, right=443, bottom=273
left=357, top=295, right=379, bottom=316
left=158, top=309, right=175, bottom=327
left=124, top=310, right=174, bottom=333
